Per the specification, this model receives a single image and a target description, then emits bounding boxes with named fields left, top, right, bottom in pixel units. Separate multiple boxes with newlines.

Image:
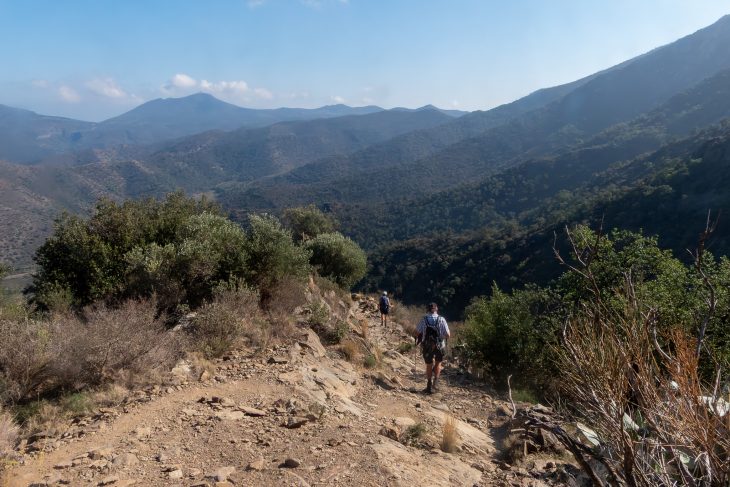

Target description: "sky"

left=0, top=0, right=728, bottom=121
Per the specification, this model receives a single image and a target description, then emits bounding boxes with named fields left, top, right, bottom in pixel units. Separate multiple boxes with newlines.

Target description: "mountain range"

left=0, top=94, right=466, bottom=164
left=3, top=14, right=730, bottom=315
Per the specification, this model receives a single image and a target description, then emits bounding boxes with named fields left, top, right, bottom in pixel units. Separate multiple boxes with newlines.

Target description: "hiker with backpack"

left=415, top=302, right=450, bottom=394
left=379, top=291, right=391, bottom=327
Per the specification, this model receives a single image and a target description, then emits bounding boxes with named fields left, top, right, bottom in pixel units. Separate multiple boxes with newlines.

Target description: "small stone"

left=214, top=410, right=245, bottom=421
left=247, top=457, right=265, bottom=471
left=211, top=466, right=235, bottom=482
left=97, top=475, right=120, bottom=486
left=133, top=427, right=152, bottom=439
left=89, top=447, right=115, bottom=460
left=268, top=356, right=288, bottom=364
left=378, top=425, right=400, bottom=441
left=285, top=416, right=309, bottom=429
left=54, top=460, right=73, bottom=469
left=281, top=458, right=301, bottom=468
left=241, top=406, right=267, bottom=417
left=168, top=469, right=184, bottom=480
left=113, top=453, right=139, bottom=467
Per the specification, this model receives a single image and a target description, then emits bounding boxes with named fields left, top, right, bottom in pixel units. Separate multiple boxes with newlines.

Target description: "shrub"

left=125, top=212, right=248, bottom=309
left=401, top=422, right=426, bottom=446
left=191, top=287, right=261, bottom=358
left=243, top=214, right=311, bottom=302
left=31, top=192, right=218, bottom=309
left=49, top=299, right=180, bottom=388
left=461, top=284, right=561, bottom=391
left=0, top=406, right=19, bottom=460
left=304, top=233, right=367, bottom=289
left=282, top=205, right=337, bottom=242
left=363, top=353, right=378, bottom=369
left=0, top=318, right=53, bottom=404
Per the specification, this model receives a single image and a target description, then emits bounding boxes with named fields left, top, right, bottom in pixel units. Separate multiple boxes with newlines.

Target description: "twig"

left=507, top=374, right=517, bottom=419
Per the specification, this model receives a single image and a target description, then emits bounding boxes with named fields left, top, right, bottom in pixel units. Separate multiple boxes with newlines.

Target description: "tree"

left=282, top=205, right=337, bottom=242
left=125, top=212, right=248, bottom=309
left=30, top=193, right=219, bottom=309
left=304, top=232, right=367, bottom=288
left=242, top=214, right=311, bottom=301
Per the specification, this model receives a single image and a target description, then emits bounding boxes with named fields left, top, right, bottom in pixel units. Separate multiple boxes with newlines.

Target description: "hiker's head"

left=383, top=291, right=388, bottom=296
left=428, top=302, right=438, bottom=313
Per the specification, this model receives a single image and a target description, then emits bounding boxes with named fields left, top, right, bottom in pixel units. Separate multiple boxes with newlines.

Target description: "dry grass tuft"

left=393, top=303, right=422, bottom=337
left=360, top=318, right=369, bottom=340
left=91, top=384, right=129, bottom=408
left=0, top=407, right=19, bottom=459
left=440, top=415, right=458, bottom=453
left=339, top=340, right=360, bottom=362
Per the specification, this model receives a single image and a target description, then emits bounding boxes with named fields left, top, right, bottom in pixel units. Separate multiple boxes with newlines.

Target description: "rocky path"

left=5, top=298, right=569, bottom=487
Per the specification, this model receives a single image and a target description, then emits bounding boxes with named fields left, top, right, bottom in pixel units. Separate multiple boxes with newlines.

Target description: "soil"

left=4, top=296, right=577, bottom=487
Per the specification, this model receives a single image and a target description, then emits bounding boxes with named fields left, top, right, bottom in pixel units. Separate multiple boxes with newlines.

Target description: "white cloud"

left=254, top=87, right=273, bottom=100
left=58, top=85, right=81, bottom=103
left=162, top=73, right=198, bottom=93
left=247, top=0, right=267, bottom=7
left=86, top=78, right=128, bottom=99
left=32, top=79, right=49, bottom=88
left=161, top=73, right=273, bottom=105
left=200, top=79, right=249, bottom=95
left=331, top=95, right=346, bottom=104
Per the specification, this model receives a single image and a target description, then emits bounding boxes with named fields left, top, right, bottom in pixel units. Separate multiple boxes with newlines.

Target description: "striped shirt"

left=416, top=313, right=450, bottom=339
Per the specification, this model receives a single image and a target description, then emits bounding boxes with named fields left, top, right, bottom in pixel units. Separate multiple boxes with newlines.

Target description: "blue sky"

left=0, top=0, right=728, bottom=121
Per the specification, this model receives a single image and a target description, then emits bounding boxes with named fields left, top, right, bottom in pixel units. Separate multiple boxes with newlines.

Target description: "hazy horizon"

left=1, top=0, right=728, bottom=121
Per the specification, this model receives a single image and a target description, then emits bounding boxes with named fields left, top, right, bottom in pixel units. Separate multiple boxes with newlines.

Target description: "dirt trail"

left=4, top=297, right=567, bottom=487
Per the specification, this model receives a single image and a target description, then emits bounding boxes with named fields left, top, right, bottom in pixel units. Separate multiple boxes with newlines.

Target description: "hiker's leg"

left=425, top=362, right=433, bottom=381
left=433, top=360, right=442, bottom=379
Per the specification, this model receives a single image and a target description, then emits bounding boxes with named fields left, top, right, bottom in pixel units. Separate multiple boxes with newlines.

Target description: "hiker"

left=415, top=302, right=450, bottom=394
left=379, top=291, right=391, bottom=326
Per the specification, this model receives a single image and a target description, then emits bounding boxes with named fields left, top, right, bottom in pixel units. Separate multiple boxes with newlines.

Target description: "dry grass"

left=192, top=288, right=262, bottom=358
left=392, top=303, right=423, bottom=337
left=50, top=299, right=181, bottom=388
left=23, top=402, right=65, bottom=435
left=0, top=407, right=18, bottom=459
left=0, top=318, right=53, bottom=404
left=90, top=384, right=129, bottom=408
left=339, top=340, right=360, bottom=362
left=440, top=415, right=458, bottom=453
left=360, top=318, right=369, bottom=340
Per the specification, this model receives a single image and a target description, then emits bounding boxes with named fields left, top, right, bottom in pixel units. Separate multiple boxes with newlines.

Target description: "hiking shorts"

left=379, top=308, right=389, bottom=315
left=422, top=346, right=444, bottom=364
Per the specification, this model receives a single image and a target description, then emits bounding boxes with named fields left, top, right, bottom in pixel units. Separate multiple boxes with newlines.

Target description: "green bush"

left=282, top=205, right=337, bottom=242
left=125, top=212, right=248, bottom=309
left=462, top=285, right=561, bottom=391
left=31, top=192, right=218, bottom=309
left=304, top=232, right=367, bottom=289
left=243, top=214, right=311, bottom=301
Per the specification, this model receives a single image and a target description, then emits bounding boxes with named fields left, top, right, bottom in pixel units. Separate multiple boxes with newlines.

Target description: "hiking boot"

left=431, top=377, right=439, bottom=393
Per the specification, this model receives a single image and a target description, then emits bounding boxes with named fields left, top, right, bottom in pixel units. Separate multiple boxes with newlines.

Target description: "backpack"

left=422, top=315, right=442, bottom=352
left=379, top=295, right=390, bottom=312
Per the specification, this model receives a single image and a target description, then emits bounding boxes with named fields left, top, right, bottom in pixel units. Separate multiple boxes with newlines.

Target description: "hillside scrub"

left=0, top=299, right=180, bottom=405
left=460, top=225, right=730, bottom=394
left=30, top=192, right=219, bottom=310
left=282, top=205, right=338, bottom=242
left=553, top=225, right=730, bottom=485
left=242, top=214, right=311, bottom=303
left=305, top=232, right=367, bottom=288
